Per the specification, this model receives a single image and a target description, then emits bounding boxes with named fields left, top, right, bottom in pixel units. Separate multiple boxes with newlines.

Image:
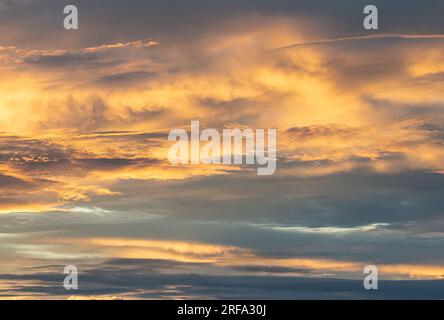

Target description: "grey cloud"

left=2, top=0, right=444, bottom=49
left=100, top=168, right=444, bottom=227
left=0, top=173, right=34, bottom=190
left=95, top=71, right=158, bottom=86
left=1, top=259, right=444, bottom=299
left=38, top=98, right=170, bottom=132
left=24, top=52, right=102, bottom=68
left=364, top=96, right=444, bottom=122
left=286, top=125, right=358, bottom=139
left=0, top=136, right=72, bottom=162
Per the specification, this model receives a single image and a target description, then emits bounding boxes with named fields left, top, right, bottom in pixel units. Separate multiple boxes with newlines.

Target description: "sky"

left=1, top=0, right=444, bottom=299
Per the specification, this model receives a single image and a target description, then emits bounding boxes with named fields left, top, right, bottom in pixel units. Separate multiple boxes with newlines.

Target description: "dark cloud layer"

left=1, top=259, right=444, bottom=299
left=2, top=0, right=444, bottom=49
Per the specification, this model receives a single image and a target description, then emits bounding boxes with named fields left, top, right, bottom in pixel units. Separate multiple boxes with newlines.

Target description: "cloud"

left=1, top=258, right=444, bottom=299
left=95, top=71, right=158, bottom=87
left=1, top=0, right=444, bottom=299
